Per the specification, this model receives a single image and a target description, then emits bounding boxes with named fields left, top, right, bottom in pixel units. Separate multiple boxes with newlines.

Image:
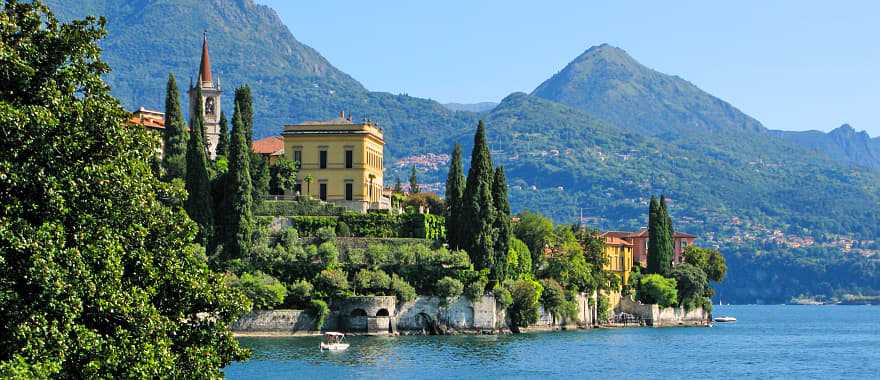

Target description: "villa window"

left=293, top=150, right=302, bottom=167
left=345, top=150, right=353, bottom=169
left=319, top=183, right=327, bottom=201
left=345, top=183, right=353, bottom=201
left=319, top=150, right=327, bottom=169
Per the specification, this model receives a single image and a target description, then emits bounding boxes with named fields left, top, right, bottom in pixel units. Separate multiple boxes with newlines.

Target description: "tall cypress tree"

left=647, top=195, right=674, bottom=275
left=660, top=195, right=675, bottom=264
left=234, top=86, right=267, bottom=201
left=162, top=73, right=187, bottom=179
left=445, top=144, right=465, bottom=250
left=409, top=165, right=420, bottom=194
left=216, top=111, right=229, bottom=158
left=235, top=85, right=254, bottom=146
left=492, top=166, right=511, bottom=285
left=221, top=103, right=254, bottom=261
left=185, top=87, right=214, bottom=248
left=461, top=120, right=496, bottom=271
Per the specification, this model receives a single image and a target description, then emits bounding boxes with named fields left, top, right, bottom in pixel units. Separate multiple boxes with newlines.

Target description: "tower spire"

left=199, top=30, right=213, bottom=84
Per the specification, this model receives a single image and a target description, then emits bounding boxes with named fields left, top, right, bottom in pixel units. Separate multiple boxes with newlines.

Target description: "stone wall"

left=232, top=310, right=319, bottom=335
left=396, top=295, right=497, bottom=332
left=616, top=297, right=708, bottom=327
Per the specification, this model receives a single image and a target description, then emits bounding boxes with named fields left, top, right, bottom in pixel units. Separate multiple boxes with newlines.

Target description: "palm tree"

left=303, top=174, right=314, bottom=196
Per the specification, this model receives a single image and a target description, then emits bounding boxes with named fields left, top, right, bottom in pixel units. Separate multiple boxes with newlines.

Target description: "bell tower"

left=188, top=31, right=222, bottom=159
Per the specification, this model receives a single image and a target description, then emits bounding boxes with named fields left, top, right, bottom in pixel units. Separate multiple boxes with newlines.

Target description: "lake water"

left=225, top=305, right=880, bottom=379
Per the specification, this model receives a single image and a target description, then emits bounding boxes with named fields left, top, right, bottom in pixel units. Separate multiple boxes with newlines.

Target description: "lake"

left=225, top=305, right=880, bottom=379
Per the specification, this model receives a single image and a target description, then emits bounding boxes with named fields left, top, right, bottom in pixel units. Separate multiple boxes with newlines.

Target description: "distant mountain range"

left=442, top=102, right=498, bottom=113
left=48, top=0, right=880, bottom=303
left=772, top=124, right=880, bottom=170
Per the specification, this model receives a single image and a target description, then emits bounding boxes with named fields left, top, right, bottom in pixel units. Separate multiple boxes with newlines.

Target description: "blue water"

left=225, top=305, right=880, bottom=379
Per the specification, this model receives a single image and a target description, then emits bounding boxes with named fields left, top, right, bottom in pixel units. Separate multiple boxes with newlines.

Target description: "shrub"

left=287, top=280, right=314, bottom=307
left=390, top=274, right=417, bottom=303
left=435, top=277, right=464, bottom=301
left=540, top=279, right=566, bottom=319
left=316, top=226, right=337, bottom=243
left=459, top=268, right=490, bottom=301
left=638, top=274, right=678, bottom=308
left=493, top=284, right=513, bottom=310
left=231, top=272, right=288, bottom=310
left=507, top=278, right=543, bottom=330
left=596, top=293, right=610, bottom=322
left=346, top=248, right=367, bottom=268
left=309, top=299, right=330, bottom=331
left=316, top=241, right=339, bottom=267
left=253, top=199, right=346, bottom=216
left=315, top=269, right=350, bottom=298
left=354, top=269, right=392, bottom=294
left=336, top=221, right=352, bottom=237
left=288, top=216, right=337, bottom=236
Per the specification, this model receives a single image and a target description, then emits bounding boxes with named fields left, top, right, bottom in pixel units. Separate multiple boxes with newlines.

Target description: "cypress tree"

left=235, top=85, right=254, bottom=146
left=445, top=144, right=465, bottom=250
left=221, top=103, right=254, bottom=261
left=660, top=195, right=675, bottom=265
left=185, top=87, right=214, bottom=248
left=461, top=120, right=496, bottom=271
left=162, top=73, right=187, bottom=179
left=393, top=176, right=404, bottom=194
left=251, top=155, right=270, bottom=201
left=409, top=165, right=420, bottom=194
left=216, top=110, right=229, bottom=158
left=492, top=166, right=511, bottom=285
left=647, top=195, right=674, bottom=275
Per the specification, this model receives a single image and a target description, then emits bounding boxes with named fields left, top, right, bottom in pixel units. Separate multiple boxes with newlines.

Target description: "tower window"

left=319, top=150, right=327, bottom=169
left=345, top=150, right=353, bottom=169
left=345, top=183, right=353, bottom=201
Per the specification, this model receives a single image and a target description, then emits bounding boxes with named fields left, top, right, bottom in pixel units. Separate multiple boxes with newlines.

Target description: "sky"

left=256, top=1, right=879, bottom=135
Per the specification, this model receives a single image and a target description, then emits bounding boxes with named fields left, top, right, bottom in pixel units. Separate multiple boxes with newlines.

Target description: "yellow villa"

left=281, top=112, right=390, bottom=212
left=599, top=232, right=634, bottom=288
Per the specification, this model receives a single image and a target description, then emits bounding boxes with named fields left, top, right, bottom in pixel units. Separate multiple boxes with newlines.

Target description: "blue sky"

left=256, top=1, right=879, bottom=134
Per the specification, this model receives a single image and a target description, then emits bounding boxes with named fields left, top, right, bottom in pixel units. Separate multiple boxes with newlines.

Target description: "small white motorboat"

left=713, top=316, right=737, bottom=323
left=319, top=332, right=350, bottom=351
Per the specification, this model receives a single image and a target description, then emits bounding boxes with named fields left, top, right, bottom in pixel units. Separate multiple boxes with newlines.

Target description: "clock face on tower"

left=205, top=97, right=216, bottom=116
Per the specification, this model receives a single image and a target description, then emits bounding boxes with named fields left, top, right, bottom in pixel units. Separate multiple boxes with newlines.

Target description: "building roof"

left=252, top=135, right=284, bottom=156
left=602, top=235, right=633, bottom=247
left=129, top=107, right=165, bottom=130
left=199, top=32, right=212, bottom=83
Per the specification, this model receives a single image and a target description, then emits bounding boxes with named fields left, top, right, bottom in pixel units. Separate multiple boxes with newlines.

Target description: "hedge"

left=254, top=199, right=347, bottom=217
left=273, top=212, right=446, bottom=240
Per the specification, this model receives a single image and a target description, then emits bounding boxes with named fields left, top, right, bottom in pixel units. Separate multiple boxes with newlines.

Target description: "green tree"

left=229, top=272, right=287, bottom=310
left=461, top=121, right=496, bottom=271
left=669, top=263, right=709, bottom=309
left=303, top=174, right=314, bottom=195
left=409, top=165, right=420, bottom=194
left=435, top=276, right=464, bottom=301
left=513, top=211, right=555, bottom=272
left=491, top=167, right=511, bottom=285
left=638, top=274, right=678, bottom=307
left=236, top=85, right=254, bottom=146
left=506, top=278, right=543, bottom=332
left=393, top=176, right=404, bottom=194
left=216, top=110, right=230, bottom=158
left=508, top=237, right=532, bottom=277
left=219, top=104, right=254, bottom=262
left=185, top=87, right=215, bottom=248
left=270, top=157, right=298, bottom=195
left=445, top=143, right=465, bottom=250
left=540, top=279, right=566, bottom=322
left=251, top=154, right=270, bottom=201
left=647, top=196, right=674, bottom=275
left=0, top=3, right=248, bottom=376
left=161, top=73, right=188, bottom=180
left=683, top=246, right=727, bottom=283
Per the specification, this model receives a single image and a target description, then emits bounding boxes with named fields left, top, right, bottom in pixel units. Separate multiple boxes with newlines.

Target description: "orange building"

left=252, top=135, right=285, bottom=165
left=603, top=228, right=696, bottom=268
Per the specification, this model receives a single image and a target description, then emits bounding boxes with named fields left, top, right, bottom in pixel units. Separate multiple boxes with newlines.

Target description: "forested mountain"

left=47, top=0, right=880, bottom=303
left=772, top=124, right=880, bottom=170
left=442, top=102, right=499, bottom=113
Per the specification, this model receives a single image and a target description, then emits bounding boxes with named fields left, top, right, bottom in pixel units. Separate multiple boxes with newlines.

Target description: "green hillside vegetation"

left=772, top=124, right=880, bottom=170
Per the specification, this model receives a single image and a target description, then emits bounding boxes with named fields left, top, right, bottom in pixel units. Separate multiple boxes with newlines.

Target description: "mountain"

left=533, top=44, right=765, bottom=137
left=772, top=124, right=880, bottom=170
left=442, top=102, right=498, bottom=113
left=44, top=1, right=880, bottom=303
left=45, top=0, right=477, bottom=161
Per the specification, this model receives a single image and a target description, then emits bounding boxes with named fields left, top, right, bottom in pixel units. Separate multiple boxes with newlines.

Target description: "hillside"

left=45, top=0, right=880, bottom=303
left=442, top=102, right=498, bottom=113
left=772, top=124, right=880, bottom=170
left=45, top=0, right=477, bottom=161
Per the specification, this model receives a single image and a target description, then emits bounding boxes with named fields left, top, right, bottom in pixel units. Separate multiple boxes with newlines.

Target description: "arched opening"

left=416, top=312, right=437, bottom=335
left=376, top=308, right=390, bottom=317
left=350, top=308, right=367, bottom=317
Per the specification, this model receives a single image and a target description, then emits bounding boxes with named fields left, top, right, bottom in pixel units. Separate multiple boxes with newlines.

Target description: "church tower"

left=188, top=32, right=222, bottom=159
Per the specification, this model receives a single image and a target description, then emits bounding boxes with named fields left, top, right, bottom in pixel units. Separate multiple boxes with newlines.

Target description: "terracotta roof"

left=199, top=32, right=212, bottom=83
left=600, top=231, right=631, bottom=239
left=602, top=235, right=633, bottom=246
left=674, top=232, right=697, bottom=238
left=129, top=107, right=165, bottom=130
left=252, top=136, right=284, bottom=156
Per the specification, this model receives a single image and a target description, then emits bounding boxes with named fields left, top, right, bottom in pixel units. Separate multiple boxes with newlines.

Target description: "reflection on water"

left=227, top=306, right=880, bottom=379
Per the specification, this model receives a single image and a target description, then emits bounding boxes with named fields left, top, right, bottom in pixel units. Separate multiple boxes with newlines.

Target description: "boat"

left=713, top=316, right=737, bottom=323
left=319, top=332, right=350, bottom=351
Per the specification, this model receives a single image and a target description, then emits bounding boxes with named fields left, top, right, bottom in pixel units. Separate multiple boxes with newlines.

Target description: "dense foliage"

left=638, top=275, right=678, bottom=308
left=647, top=196, right=674, bottom=276
left=0, top=2, right=248, bottom=376
left=161, top=73, right=187, bottom=180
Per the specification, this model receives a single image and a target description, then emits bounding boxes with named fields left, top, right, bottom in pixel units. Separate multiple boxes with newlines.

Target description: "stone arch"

left=416, top=312, right=437, bottom=335
left=376, top=308, right=390, bottom=317
left=350, top=308, right=367, bottom=317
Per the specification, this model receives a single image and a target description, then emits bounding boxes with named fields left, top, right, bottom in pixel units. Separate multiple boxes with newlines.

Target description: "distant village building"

left=602, top=228, right=696, bottom=268
left=252, top=136, right=284, bottom=165
left=188, top=32, right=222, bottom=160
left=281, top=112, right=390, bottom=212
left=128, top=107, right=165, bottom=156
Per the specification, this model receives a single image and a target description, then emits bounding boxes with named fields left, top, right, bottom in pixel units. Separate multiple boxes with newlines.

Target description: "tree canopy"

left=0, top=2, right=248, bottom=376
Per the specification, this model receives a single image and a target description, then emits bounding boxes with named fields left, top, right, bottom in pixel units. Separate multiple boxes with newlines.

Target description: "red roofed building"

left=128, top=107, right=165, bottom=156
left=604, top=228, right=697, bottom=268
left=251, top=135, right=284, bottom=164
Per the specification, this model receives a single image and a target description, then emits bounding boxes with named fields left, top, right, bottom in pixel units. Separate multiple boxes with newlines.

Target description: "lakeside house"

left=602, top=228, right=696, bottom=268
left=598, top=232, right=634, bottom=287
left=252, top=135, right=284, bottom=165
left=280, top=112, right=391, bottom=212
